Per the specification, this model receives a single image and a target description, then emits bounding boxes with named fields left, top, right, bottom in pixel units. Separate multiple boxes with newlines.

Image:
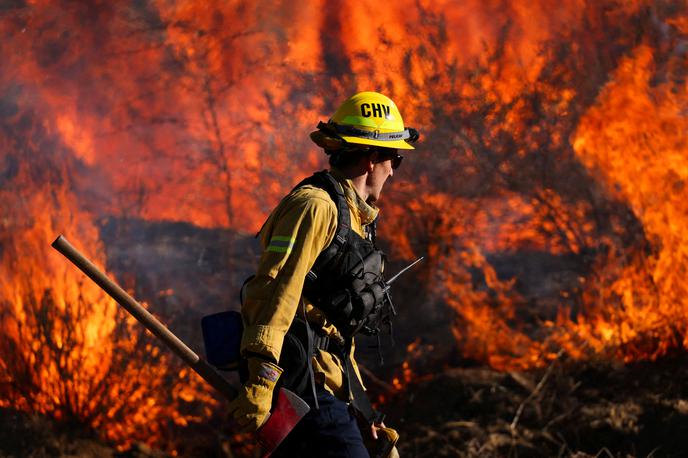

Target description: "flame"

left=1, top=0, right=608, bottom=231
left=0, top=105, right=215, bottom=451
left=419, top=6, right=688, bottom=370
left=2, top=0, right=688, bottom=449
left=567, top=42, right=688, bottom=361
left=391, top=339, right=433, bottom=391
left=377, top=2, right=688, bottom=371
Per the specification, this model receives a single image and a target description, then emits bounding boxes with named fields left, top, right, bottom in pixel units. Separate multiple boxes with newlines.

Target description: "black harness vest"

left=296, top=171, right=388, bottom=338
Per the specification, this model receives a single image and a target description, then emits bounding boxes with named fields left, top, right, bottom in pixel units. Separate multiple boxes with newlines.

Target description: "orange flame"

left=568, top=42, right=688, bottom=361
left=0, top=112, right=215, bottom=451
left=2, top=1, right=688, bottom=449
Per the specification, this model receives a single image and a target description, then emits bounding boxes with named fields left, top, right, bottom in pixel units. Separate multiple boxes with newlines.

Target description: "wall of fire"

left=0, top=0, right=686, bottom=452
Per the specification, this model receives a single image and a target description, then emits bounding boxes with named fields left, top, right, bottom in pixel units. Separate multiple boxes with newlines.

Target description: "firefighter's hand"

left=227, top=358, right=283, bottom=433
left=370, top=422, right=384, bottom=439
left=370, top=423, right=400, bottom=458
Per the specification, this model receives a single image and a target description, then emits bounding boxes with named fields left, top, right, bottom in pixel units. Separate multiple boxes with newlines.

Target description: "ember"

left=1, top=0, right=687, bottom=456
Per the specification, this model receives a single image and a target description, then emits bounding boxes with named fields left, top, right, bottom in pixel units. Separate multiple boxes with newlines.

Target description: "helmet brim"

left=339, top=135, right=415, bottom=150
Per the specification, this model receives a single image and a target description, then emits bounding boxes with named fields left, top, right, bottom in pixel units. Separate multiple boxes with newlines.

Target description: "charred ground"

left=3, top=355, right=688, bottom=457
left=385, top=355, right=688, bottom=458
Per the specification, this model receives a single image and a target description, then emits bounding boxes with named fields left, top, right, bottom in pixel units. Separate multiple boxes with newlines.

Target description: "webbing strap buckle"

left=312, top=334, right=330, bottom=352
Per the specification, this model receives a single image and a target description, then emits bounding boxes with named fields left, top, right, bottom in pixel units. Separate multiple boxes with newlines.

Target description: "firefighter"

left=228, top=91, right=418, bottom=457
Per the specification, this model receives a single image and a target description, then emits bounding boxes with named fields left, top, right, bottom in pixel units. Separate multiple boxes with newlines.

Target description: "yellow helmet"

left=311, top=91, right=418, bottom=151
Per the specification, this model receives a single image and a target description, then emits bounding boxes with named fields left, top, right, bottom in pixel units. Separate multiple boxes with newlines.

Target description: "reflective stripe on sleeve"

left=267, top=235, right=296, bottom=254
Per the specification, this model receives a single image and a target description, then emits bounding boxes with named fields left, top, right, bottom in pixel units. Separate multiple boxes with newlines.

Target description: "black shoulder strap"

left=294, top=171, right=351, bottom=264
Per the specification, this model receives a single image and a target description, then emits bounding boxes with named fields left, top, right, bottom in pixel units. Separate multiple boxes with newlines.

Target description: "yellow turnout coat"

left=240, top=169, right=378, bottom=399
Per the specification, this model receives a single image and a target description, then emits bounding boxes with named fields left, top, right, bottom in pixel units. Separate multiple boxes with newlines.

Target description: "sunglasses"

left=372, top=148, right=404, bottom=170
left=390, top=153, right=403, bottom=170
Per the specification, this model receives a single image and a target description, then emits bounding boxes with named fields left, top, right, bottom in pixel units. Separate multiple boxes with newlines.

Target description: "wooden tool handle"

left=51, top=235, right=237, bottom=400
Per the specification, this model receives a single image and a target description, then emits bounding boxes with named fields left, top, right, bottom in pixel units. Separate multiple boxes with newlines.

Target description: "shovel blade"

left=256, top=387, right=310, bottom=456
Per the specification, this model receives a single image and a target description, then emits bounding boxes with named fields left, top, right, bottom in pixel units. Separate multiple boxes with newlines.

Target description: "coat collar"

left=329, top=169, right=379, bottom=227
